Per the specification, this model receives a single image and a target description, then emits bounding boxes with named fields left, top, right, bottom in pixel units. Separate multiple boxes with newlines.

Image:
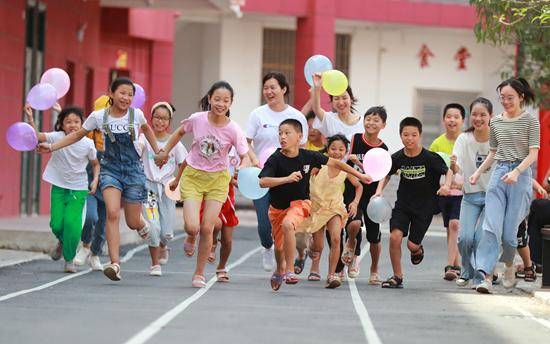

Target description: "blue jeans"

left=81, top=192, right=106, bottom=255
left=475, top=162, right=532, bottom=281
left=458, top=192, right=485, bottom=280
left=253, top=193, right=273, bottom=248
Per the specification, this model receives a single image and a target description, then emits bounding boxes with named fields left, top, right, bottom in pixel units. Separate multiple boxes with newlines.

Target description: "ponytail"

left=198, top=80, right=234, bottom=117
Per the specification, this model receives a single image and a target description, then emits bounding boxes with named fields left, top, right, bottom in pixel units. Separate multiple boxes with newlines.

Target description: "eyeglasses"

left=153, top=116, right=170, bottom=122
left=498, top=95, right=516, bottom=103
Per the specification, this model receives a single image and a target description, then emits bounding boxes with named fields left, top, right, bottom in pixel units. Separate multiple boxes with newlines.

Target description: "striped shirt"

left=489, top=112, right=540, bottom=162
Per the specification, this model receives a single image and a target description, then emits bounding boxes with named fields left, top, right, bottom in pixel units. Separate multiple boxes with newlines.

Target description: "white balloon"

left=367, top=196, right=392, bottom=224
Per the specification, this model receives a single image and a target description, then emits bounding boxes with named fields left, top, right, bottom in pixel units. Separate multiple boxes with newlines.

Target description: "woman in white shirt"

left=246, top=71, right=308, bottom=271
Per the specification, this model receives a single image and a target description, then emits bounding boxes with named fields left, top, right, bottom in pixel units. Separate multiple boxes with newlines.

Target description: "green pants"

left=50, top=185, right=88, bottom=261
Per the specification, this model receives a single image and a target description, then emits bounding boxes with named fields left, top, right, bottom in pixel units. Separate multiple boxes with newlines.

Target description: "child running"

left=375, top=117, right=452, bottom=288
left=139, top=102, right=187, bottom=276
left=38, top=77, right=161, bottom=281
left=27, top=104, right=99, bottom=273
left=297, top=134, right=363, bottom=288
left=155, top=81, right=249, bottom=288
left=259, top=119, right=372, bottom=291
left=470, top=77, right=540, bottom=293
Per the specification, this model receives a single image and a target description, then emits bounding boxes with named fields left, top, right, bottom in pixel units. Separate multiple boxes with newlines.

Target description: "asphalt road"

left=1, top=219, right=550, bottom=344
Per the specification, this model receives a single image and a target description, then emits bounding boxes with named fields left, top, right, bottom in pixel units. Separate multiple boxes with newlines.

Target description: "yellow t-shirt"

left=429, top=134, right=455, bottom=155
left=306, top=140, right=324, bottom=151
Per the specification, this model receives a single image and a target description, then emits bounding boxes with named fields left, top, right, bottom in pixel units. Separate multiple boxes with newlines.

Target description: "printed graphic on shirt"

left=303, top=164, right=310, bottom=174
left=400, top=165, right=426, bottom=180
left=475, top=151, right=487, bottom=169
left=144, top=191, right=159, bottom=221
left=198, top=135, right=222, bottom=160
left=109, top=123, right=131, bottom=132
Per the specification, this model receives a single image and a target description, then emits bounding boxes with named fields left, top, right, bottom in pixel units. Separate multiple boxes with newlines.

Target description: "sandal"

left=348, top=258, right=360, bottom=279
left=444, top=265, right=458, bottom=281
left=515, top=265, right=525, bottom=278
left=216, top=269, right=229, bottom=282
left=523, top=265, right=537, bottom=282
left=191, top=275, right=207, bottom=288
left=103, top=263, right=121, bottom=281
left=294, top=254, right=307, bottom=275
left=341, top=241, right=355, bottom=266
left=410, top=245, right=424, bottom=265
left=381, top=275, right=403, bottom=289
left=368, top=273, right=382, bottom=285
left=325, top=274, right=342, bottom=289
left=270, top=273, right=284, bottom=291
left=183, top=236, right=196, bottom=257
left=284, top=272, right=299, bottom=284
left=307, top=272, right=321, bottom=281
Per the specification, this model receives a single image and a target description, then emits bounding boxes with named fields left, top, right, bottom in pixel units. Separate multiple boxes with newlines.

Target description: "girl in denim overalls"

left=469, top=78, right=540, bottom=293
left=38, top=77, right=161, bottom=281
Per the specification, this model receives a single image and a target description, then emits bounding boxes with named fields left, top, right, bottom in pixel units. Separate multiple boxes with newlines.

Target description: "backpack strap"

left=102, top=108, right=116, bottom=143
left=128, top=107, right=135, bottom=141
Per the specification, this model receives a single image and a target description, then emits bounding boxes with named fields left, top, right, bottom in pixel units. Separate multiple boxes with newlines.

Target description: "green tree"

left=470, top=0, right=549, bottom=106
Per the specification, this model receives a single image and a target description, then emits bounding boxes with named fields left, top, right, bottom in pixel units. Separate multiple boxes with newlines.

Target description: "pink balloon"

left=258, top=146, right=276, bottom=168
left=164, top=177, right=181, bottom=201
left=40, top=68, right=70, bottom=99
left=131, top=83, right=146, bottom=109
left=27, top=83, right=57, bottom=111
left=362, top=148, right=392, bottom=182
left=6, top=122, right=38, bottom=151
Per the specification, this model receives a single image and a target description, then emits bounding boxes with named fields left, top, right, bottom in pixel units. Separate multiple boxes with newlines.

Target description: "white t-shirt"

left=83, top=108, right=147, bottom=153
left=138, top=134, right=187, bottom=185
left=453, top=132, right=493, bottom=194
left=312, top=111, right=364, bottom=142
left=246, top=104, right=308, bottom=155
left=43, top=131, right=97, bottom=190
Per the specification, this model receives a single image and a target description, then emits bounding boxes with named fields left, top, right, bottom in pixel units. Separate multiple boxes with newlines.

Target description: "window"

left=261, top=29, right=296, bottom=103
left=335, top=34, right=351, bottom=78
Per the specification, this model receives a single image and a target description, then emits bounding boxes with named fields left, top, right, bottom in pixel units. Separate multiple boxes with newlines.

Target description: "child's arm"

left=141, top=123, right=160, bottom=154
left=246, top=139, right=260, bottom=167
left=533, top=178, right=548, bottom=199
left=37, top=128, right=89, bottom=153
left=169, top=160, right=187, bottom=191
left=89, top=158, right=100, bottom=194
left=300, top=98, right=312, bottom=115
left=24, top=104, right=47, bottom=142
left=311, top=73, right=326, bottom=121
left=501, top=148, right=538, bottom=185
left=346, top=174, right=363, bottom=218
left=155, top=125, right=186, bottom=167
left=437, top=169, right=453, bottom=196
left=470, top=150, right=496, bottom=185
left=373, top=175, right=391, bottom=198
left=326, top=158, right=372, bottom=184
left=259, top=172, right=302, bottom=188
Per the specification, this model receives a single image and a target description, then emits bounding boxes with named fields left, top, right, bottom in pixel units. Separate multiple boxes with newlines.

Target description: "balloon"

left=362, top=148, right=392, bottom=182
left=436, top=152, right=451, bottom=168
left=237, top=167, right=268, bottom=200
left=321, top=70, right=348, bottom=96
left=94, top=95, right=110, bottom=111
left=40, top=68, right=70, bottom=99
left=6, top=122, right=38, bottom=151
left=26, top=83, right=57, bottom=110
left=304, top=55, right=333, bottom=86
left=367, top=196, right=392, bottom=224
left=131, top=83, right=146, bottom=109
left=258, top=146, right=276, bottom=168
left=164, top=177, right=181, bottom=201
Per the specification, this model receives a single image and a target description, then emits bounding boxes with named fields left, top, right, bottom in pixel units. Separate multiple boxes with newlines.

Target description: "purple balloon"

left=131, top=83, right=146, bottom=109
left=27, top=83, right=57, bottom=111
left=6, top=122, right=38, bottom=151
left=40, top=68, right=70, bottom=99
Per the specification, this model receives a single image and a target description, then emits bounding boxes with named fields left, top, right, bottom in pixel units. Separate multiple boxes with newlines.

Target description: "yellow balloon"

left=94, top=95, right=110, bottom=111
left=321, top=70, right=349, bottom=96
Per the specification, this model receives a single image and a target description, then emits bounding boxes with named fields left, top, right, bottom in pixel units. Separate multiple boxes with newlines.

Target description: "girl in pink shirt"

left=155, top=81, right=249, bottom=287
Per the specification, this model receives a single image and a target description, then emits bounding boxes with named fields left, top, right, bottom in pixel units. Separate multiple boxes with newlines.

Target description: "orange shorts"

left=200, top=183, right=239, bottom=227
left=268, top=200, right=311, bottom=251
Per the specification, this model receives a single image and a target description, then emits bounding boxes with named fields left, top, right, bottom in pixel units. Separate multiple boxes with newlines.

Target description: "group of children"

left=31, top=72, right=544, bottom=294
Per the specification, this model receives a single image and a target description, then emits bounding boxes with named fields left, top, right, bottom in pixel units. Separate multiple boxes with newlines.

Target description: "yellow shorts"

left=180, top=166, right=231, bottom=203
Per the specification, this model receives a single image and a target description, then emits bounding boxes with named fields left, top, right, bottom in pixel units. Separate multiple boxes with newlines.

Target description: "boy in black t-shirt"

left=259, top=119, right=372, bottom=291
left=375, top=117, right=452, bottom=288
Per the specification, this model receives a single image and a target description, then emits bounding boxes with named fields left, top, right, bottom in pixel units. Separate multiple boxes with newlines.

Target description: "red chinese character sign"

left=417, top=44, right=434, bottom=68
left=454, top=46, right=471, bottom=70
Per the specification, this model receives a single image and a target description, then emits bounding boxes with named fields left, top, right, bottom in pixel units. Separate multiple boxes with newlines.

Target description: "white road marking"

left=348, top=245, right=383, bottom=344
left=0, top=233, right=186, bottom=302
left=123, top=246, right=261, bottom=344
left=506, top=301, right=550, bottom=330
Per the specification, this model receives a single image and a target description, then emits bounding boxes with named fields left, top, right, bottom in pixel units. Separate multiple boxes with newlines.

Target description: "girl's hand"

left=535, top=183, right=548, bottom=198
left=348, top=201, right=358, bottom=218
left=501, top=169, right=519, bottom=184
left=360, top=173, right=372, bottom=185
left=437, top=184, right=451, bottom=196
left=89, top=179, right=99, bottom=195
left=348, top=154, right=361, bottom=166
left=286, top=171, right=302, bottom=183
left=450, top=154, right=457, bottom=167
left=36, top=142, right=52, bottom=154
left=154, top=151, right=168, bottom=167
left=312, top=73, right=322, bottom=88
left=52, top=102, right=62, bottom=113
left=371, top=191, right=382, bottom=200
left=310, top=167, right=320, bottom=176
left=469, top=172, right=480, bottom=185
left=24, top=104, right=34, bottom=122
left=169, top=178, right=179, bottom=191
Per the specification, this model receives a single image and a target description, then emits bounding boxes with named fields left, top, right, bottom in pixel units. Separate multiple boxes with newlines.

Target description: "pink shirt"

left=182, top=111, right=248, bottom=172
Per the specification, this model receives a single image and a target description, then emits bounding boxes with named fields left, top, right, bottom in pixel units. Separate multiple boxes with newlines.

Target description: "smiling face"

left=499, top=85, right=523, bottom=114
left=110, top=84, right=134, bottom=111
left=469, top=103, right=491, bottom=132
left=61, top=113, right=82, bottom=135
left=307, top=117, right=322, bottom=142
left=209, top=87, right=233, bottom=117
left=400, top=125, right=421, bottom=150
left=151, top=106, right=171, bottom=132
left=443, top=108, right=464, bottom=135
left=327, top=139, right=347, bottom=160
left=330, top=91, right=352, bottom=115
left=263, top=78, right=286, bottom=107
left=278, top=123, right=302, bottom=150
left=364, top=113, right=386, bottom=136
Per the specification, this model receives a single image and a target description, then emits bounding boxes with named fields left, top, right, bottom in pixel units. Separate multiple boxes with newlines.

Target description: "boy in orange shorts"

left=259, top=119, right=372, bottom=291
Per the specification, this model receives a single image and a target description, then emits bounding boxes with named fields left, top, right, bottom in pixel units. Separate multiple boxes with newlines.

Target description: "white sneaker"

left=64, top=261, right=77, bottom=273
left=73, top=246, right=90, bottom=266
left=150, top=265, right=162, bottom=276
left=89, top=255, right=103, bottom=271
left=456, top=278, right=469, bottom=287
left=503, top=265, right=518, bottom=289
left=261, top=246, right=275, bottom=272
left=476, top=279, right=492, bottom=294
left=159, top=246, right=170, bottom=265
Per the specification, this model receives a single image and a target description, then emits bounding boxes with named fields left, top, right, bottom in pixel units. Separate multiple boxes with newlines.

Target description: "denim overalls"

left=99, top=108, right=147, bottom=203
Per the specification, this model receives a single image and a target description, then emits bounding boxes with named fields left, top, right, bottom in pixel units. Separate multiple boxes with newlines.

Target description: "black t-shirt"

left=259, top=148, right=329, bottom=210
left=389, top=148, right=448, bottom=212
left=344, top=133, right=388, bottom=205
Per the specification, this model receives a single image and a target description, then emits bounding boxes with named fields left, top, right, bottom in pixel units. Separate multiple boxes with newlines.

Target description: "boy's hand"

left=437, top=184, right=451, bottom=196
left=469, top=171, right=480, bottom=185
left=89, top=178, right=99, bottom=195
left=359, top=173, right=372, bottom=184
left=371, top=191, right=382, bottom=200
left=169, top=178, right=179, bottom=192
left=348, top=201, right=358, bottom=218
left=535, top=183, right=548, bottom=198
left=286, top=171, right=302, bottom=183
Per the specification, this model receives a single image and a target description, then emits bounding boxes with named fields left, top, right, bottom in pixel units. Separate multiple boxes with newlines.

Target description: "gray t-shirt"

left=489, top=112, right=540, bottom=162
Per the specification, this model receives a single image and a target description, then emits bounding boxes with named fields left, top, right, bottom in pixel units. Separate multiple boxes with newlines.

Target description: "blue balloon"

left=237, top=167, right=268, bottom=200
left=304, top=55, right=333, bottom=86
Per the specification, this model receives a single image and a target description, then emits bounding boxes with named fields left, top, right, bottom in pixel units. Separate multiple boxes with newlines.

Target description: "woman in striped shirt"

left=469, top=77, right=540, bottom=294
